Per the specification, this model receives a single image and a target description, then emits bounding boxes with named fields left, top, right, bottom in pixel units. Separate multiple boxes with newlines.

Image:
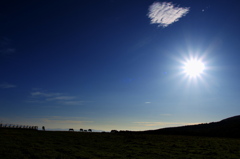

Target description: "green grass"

left=1, top=129, right=240, bottom=159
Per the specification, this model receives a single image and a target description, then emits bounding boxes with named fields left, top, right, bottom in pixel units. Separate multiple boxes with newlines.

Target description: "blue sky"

left=1, top=0, right=240, bottom=131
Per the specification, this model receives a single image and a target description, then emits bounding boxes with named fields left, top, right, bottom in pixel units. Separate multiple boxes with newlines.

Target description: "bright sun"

left=183, top=59, right=205, bottom=77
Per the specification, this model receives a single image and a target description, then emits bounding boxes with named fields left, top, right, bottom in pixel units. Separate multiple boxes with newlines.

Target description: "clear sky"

left=1, top=0, right=240, bottom=131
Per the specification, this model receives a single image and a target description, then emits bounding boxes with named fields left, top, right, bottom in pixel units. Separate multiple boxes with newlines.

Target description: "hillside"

left=144, top=115, right=240, bottom=138
left=1, top=128, right=240, bottom=158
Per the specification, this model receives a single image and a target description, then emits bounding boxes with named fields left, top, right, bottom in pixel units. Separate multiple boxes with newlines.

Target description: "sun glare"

left=183, top=59, right=205, bottom=77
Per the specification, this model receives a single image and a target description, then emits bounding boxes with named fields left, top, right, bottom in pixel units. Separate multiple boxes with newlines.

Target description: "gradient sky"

left=1, top=0, right=240, bottom=131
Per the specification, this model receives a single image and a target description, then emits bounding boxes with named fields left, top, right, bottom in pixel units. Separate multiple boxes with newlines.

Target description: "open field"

left=1, top=128, right=240, bottom=159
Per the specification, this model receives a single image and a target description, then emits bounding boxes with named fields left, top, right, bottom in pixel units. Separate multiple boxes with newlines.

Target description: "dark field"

left=1, top=129, right=240, bottom=159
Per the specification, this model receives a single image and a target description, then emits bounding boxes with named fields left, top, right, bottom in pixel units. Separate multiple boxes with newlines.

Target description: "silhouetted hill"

left=219, top=115, right=240, bottom=124
left=143, top=115, right=240, bottom=138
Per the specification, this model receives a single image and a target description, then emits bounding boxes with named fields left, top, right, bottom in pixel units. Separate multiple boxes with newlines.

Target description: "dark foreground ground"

left=0, top=129, right=240, bottom=159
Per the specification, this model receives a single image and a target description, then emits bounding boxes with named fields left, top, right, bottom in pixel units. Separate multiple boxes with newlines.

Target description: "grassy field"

left=1, top=128, right=240, bottom=159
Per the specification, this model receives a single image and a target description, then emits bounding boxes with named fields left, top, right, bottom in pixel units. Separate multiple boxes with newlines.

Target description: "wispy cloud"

left=30, top=91, right=86, bottom=106
left=46, top=96, right=76, bottom=101
left=148, top=2, right=190, bottom=27
left=0, top=37, right=16, bottom=56
left=0, top=83, right=16, bottom=89
left=31, top=92, right=62, bottom=97
left=0, top=48, right=15, bottom=55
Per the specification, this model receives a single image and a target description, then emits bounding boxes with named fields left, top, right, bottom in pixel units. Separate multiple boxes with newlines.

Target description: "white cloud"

left=30, top=91, right=85, bottom=106
left=46, top=96, right=76, bottom=101
left=148, top=2, right=190, bottom=27
left=0, top=83, right=16, bottom=89
left=31, top=92, right=62, bottom=97
left=0, top=37, right=16, bottom=56
left=0, top=48, right=15, bottom=55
